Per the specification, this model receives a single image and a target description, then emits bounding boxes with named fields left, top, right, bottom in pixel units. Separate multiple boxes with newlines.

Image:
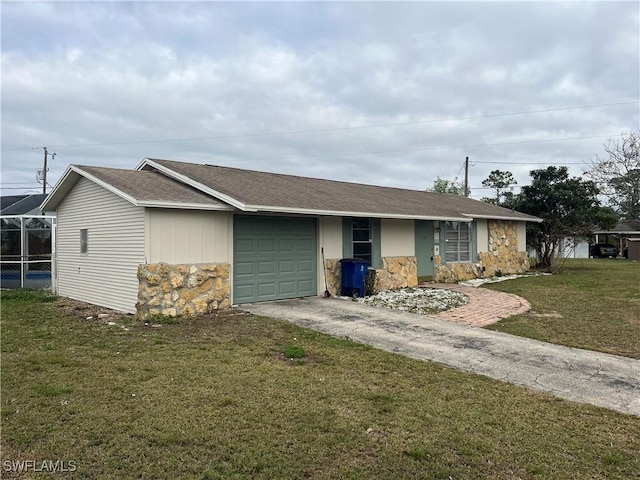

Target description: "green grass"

left=484, top=259, right=640, bottom=358
left=1, top=289, right=639, bottom=479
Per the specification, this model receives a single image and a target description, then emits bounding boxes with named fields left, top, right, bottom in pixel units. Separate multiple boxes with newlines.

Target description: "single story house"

left=41, top=158, right=541, bottom=318
left=594, top=219, right=640, bottom=256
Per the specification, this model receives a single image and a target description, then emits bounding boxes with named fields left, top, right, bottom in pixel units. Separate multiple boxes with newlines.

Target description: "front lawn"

left=484, top=259, right=640, bottom=358
left=1, top=290, right=639, bottom=479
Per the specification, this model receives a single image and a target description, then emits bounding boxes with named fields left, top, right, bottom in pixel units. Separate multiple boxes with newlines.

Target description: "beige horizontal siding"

left=147, top=209, right=231, bottom=264
left=56, top=177, right=145, bottom=313
left=381, top=218, right=415, bottom=257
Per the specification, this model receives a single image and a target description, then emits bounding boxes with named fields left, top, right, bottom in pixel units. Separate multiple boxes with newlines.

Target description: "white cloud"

left=1, top=1, right=638, bottom=197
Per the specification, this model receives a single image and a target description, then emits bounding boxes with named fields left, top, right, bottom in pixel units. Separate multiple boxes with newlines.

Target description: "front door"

left=415, top=220, right=435, bottom=281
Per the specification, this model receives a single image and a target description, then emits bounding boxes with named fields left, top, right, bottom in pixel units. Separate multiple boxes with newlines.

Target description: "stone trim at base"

left=137, top=262, right=231, bottom=319
left=325, top=256, right=418, bottom=296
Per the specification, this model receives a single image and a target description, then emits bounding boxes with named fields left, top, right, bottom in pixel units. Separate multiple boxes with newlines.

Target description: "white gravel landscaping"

left=459, top=272, right=552, bottom=287
left=357, top=287, right=468, bottom=315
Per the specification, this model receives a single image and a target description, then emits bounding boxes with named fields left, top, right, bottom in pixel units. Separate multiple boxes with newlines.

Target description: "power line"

left=242, top=133, right=620, bottom=164
left=2, top=101, right=636, bottom=152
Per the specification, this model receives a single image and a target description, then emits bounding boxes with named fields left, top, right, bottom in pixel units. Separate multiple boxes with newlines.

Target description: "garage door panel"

left=258, top=283, right=276, bottom=297
left=235, top=284, right=255, bottom=300
left=235, top=262, right=255, bottom=276
left=258, top=261, right=275, bottom=274
left=258, top=239, right=276, bottom=253
left=298, top=259, right=314, bottom=273
left=278, top=281, right=295, bottom=295
left=234, top=216, right=317, bottom=304
left=298, top=279, right=314, bottom=294
left=279, top=239, right=295, bottom=253
left=297, top=238, right=314, bottom=252
left=236, top=239, right=256, bottom=254
left=279, top=260, right=295, bottom=274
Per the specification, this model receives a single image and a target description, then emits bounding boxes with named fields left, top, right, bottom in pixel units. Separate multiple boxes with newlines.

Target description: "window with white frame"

left=80, top=229, right=88, bottom=254
left=444, top=221, right=471, bottom=262
left=352, top=218, right=372, bottom=264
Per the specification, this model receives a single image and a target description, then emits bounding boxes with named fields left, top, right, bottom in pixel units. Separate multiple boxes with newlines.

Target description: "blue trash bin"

left=340, top=258, right=370, bottom=298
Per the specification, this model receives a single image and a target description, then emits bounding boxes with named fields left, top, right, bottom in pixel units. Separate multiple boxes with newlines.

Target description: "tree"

left=481, top=170, right=517, bottom=205
left=428, top=177, right=464, bottom=195
left=513, top=166, right=617, bottom=268
left=586, top=131, right=640, bottom=220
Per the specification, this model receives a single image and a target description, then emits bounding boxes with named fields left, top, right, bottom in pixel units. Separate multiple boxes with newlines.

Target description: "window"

left=444, top=221, right=471, bottom=262
left=80, top=229, right=88, bottom=254
left=352, top=218, right=372, bottom=264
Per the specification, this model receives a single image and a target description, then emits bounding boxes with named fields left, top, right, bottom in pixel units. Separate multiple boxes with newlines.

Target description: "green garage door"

left=234, top=216, right=317, bottom=304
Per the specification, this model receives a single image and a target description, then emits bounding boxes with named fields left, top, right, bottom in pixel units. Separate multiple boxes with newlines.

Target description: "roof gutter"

left=461, top=213, right=543, bottom=223
left=245, top=204, right=471, bottom=221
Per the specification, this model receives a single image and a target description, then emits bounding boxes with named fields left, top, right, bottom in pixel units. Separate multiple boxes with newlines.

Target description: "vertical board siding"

left=57, top=178, right=145, bottom=313
left=147, top=209, right=231, bottom=264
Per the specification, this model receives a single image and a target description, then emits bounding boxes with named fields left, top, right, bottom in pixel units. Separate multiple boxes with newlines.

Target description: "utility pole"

left=42, top=147, right=49, bottom=194
left=463, top=156, right=469, bottom=197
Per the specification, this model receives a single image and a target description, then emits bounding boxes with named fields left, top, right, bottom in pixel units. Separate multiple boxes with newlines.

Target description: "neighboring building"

left=41, top=159, right=541, bottom=317
left=1, top=194, right=49, bottom=216
left=594, top=219, right=640, bottom=256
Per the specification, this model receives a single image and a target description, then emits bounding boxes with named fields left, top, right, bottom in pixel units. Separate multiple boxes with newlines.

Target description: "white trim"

left=137, top=200, right=234, bottom=211
left=245, top=204, right=471, bottom=221
left=39, top=165, right=76, bottom=211
left=138, top=158, right=248, bottom=210
left=461, top=213, right=543, bottom=223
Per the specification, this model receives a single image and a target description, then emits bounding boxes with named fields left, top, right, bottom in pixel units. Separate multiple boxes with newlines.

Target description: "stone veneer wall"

left=481, top=220, right=529, bottom=277
left=433, top=255, right=483, bottom=283
left=137, top=262, right=231, bottom=319
left=326, top=256, right=417, bottom=295
left=434, top=220, right=530, bottom=283
left=324, top=258, right=342, bottom=297
left=373, top=256, right=418, bottom=292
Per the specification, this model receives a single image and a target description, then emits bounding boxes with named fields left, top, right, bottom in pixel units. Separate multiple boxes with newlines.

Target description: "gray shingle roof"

left=144, top=158, right=540, bottom=221
left=594, top=219, right=640, bottom=234
left=1, top=194, right=49, bottom=215
left=79, top=166, right=229, bottom=207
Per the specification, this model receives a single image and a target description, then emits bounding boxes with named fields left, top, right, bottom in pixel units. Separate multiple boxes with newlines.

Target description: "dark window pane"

left=352, top=218, right=371, bottom=229
left=353, top=243, right=372, bottom=262
left=353, top=229, right=370, bottom=242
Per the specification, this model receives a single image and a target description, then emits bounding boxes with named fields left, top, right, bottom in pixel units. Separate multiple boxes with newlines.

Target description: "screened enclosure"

left=1, top=215, right=56, bottom=290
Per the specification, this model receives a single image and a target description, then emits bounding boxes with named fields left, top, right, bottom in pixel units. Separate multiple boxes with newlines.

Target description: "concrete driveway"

left=242, top=297, right=640, bottom=417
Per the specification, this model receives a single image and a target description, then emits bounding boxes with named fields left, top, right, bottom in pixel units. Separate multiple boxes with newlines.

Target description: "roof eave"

left=138, top=200, right=234, bottom=211
left=40, top=165, right=78, bottom=211
left=246, top=204, right=470, bottom=221
left=461, top=213, right=543, bottom=223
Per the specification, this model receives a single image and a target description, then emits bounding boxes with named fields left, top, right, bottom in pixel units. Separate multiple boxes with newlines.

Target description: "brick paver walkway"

left=419, top=283, right=531, bottom=327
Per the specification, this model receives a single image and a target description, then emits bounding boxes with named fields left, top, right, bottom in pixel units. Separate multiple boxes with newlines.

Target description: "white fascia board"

left=39, top=165, right=77, bottom=211
left=246, top=204, right=471, bottom=221
left=461, top=213, right=543, bottom=223
left=138, top=158, right=248, bottom=210
left=138, top=201, right=235, bottom=211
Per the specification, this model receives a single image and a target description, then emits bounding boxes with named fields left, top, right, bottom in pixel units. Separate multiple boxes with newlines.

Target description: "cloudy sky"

left=2, top=1, right=638, bottom=199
